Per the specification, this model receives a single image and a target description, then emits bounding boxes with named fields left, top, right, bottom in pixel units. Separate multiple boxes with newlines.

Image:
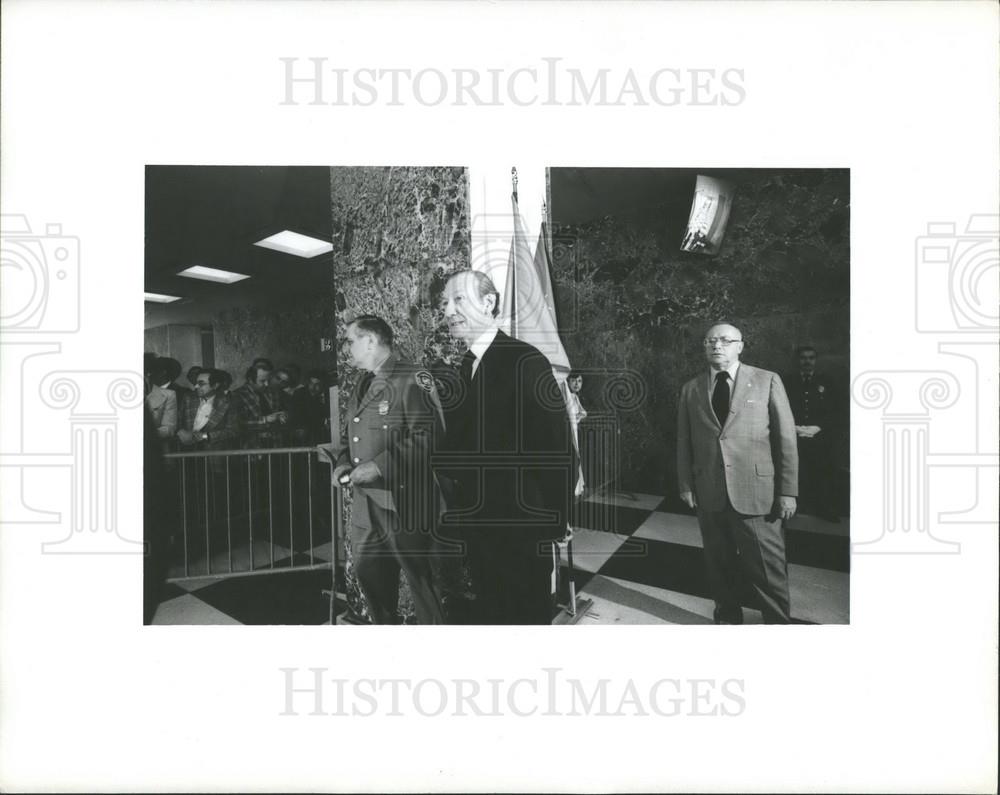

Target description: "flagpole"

left=541, top=199, right=552, bottom=264
left=510, top=166, right=518, bottom=339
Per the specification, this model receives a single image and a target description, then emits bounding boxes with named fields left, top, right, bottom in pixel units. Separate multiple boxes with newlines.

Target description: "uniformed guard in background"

left=332, top=315, right=445, bottom=624
left=785, top=345, right=839, bottom=522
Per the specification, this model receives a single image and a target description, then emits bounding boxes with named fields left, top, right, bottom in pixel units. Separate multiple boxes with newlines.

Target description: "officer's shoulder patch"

left=415, top=370, right=435, bottom=392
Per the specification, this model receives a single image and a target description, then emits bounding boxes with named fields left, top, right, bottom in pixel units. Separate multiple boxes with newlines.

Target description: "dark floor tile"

left=158, top=582, right=186, bottom=601
left=597, top=537, right=718, bottom=600
left=194, top=569, right=334, bottom=624
left=786, top=529, right=850, bottom=573
left=572, top=501, right=653, bottom=535
left=654, top=495, right=697, bottom=516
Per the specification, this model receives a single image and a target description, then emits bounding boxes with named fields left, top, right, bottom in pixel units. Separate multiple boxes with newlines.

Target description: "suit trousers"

left=696, top=502, right=791, bottom=624
left=350, top=497, right=444, bottom=625
left=464, top=529, right=554, bottom=625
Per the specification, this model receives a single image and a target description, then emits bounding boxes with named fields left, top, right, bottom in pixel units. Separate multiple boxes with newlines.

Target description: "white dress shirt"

left=468, top=327, right=499, bottom=379
left=192, top=395, right=215, bottom=432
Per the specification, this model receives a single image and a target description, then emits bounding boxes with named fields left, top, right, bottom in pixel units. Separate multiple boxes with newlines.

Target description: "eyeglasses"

left=703, top=337, right=743, bottom=347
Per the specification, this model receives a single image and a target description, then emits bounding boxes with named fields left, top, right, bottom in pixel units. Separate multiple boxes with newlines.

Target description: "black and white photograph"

left=143, top=166, right=850, bottom=627
left=2, top=2, right=996, bottom=793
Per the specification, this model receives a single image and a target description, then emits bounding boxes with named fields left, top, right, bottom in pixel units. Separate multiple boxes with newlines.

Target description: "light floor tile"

left=583, top=489, right=664, bottom=511
left=172, top=576, right=222, bottom=592
left=577, top=574, right=716, bottom=625
left=151, top=594, right=242, bottom=625
left=310, top=541, right=334, bottom=562
left=633, top=511, right=704, bottom=548
left=786, top=513, right=850, bottom=537
left=789, top=564, right=849, bottom=624
left=167, top=540, right=292, bottom=578
left=559, top=528, right=630, bottom=573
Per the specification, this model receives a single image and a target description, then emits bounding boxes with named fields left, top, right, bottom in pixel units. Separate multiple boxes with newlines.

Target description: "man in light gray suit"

left=677, top=323, right=798, bottom=624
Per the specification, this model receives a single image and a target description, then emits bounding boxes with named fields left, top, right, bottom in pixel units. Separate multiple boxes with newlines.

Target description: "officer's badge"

left=378, top=400, right=390, bottom=415
left=415, top=371, right=435, bottom=393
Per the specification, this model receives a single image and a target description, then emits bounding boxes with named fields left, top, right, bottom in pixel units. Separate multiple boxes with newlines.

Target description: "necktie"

left=712, top=371, right=730, bottom=425
left=459, top=350, right=476, bottom=384
left=357, top=371, right=374, bottom=400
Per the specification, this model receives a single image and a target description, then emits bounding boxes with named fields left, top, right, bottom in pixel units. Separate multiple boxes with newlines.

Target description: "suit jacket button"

left=382, top=424, right=388, bottom=429
left=352, top=436, right=359, bottom=442
left=353, top=457, right=360, bottom=463
left=353, top=417, right=360, bottom=423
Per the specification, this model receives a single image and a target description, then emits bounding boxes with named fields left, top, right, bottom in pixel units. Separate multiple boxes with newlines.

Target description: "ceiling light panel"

left=177, top=266, right=251, bottom=284
left=253, top=230, right=334, bottom=258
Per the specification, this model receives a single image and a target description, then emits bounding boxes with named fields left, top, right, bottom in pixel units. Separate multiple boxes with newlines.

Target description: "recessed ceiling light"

left=144, top=292, right=182, bottom=303
left=178, top=265, right=251, bottom=284
left=253, top=230, right=334, bottom=258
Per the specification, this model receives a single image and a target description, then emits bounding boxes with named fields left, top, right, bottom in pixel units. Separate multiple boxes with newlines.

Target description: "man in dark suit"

left=785, top=345, right=839, bottom=521
left=331, top=316, right=445, bottom=625
left=677, top=323, right=799, bottom=624
left=436, top=270, right=575, bottom=625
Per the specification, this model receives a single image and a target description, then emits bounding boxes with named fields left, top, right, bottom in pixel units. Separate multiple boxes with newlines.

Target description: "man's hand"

left=349, top=461, right=381, bottom=485
left=177, top=429, right=195, bottom=445
left=777, top=496, right=797, bottom=521
left=680, top=491, right=697, bottom=509
left=796, top=425, right=821, bottom=438
left=331, top=464, right=353, bottom=488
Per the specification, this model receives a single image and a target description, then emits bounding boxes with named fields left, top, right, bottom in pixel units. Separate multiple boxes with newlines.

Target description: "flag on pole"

left=502, top=191, right=571, bottom=372
left=502, top=188, right=584, bottom=496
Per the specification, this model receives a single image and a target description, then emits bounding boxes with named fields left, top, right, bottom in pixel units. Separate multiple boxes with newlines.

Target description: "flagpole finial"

left=511, top=166, right=518, bottom=198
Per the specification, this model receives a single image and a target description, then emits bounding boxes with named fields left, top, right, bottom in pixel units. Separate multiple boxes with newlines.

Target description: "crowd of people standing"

left=143, top=354, right=331, bottom=451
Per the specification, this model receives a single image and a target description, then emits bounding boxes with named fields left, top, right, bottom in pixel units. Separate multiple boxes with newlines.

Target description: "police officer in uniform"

left=786, top=345, right=839, bottom=521
left=332, top=315, right=445, bottom=624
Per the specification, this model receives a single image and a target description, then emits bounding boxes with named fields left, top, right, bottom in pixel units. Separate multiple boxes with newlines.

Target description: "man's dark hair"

left=198, top=368, right=226, bottom=390
left=218, top=370, right=233, bottom=391
left=245, top=363, right=273, bottom=382
left=282, top=364, right=302, bottom=386
left=186, top=365, right=203, bottom=382
left=350, top=315, right=394, bottom=348
left=150, top=359, right=174, bottom=386
left=796, top=345, right=817, bottom=357
left=161, top=357, right=183, bottom=382
left=305, top=368, right=326, bottom=384
left=569, top=370, right=583, bottom=380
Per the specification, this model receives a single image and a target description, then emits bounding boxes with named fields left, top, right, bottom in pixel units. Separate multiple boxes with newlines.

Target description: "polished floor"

left=150, top=491, right=849, bottom=625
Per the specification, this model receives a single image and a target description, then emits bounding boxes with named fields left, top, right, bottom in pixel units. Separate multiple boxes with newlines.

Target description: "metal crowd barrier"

left=162, top=446, right=343, bottom=601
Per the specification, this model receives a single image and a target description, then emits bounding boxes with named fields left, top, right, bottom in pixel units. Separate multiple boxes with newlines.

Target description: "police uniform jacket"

left=785, top=371, right=835, bottom=429
left=336, top=354, right=444, bottom=533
